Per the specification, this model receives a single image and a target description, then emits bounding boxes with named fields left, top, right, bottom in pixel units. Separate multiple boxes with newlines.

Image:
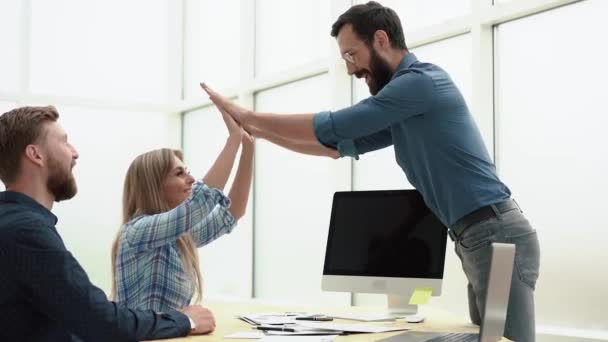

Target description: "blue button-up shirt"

left=313, top=53, right=511, bottom=227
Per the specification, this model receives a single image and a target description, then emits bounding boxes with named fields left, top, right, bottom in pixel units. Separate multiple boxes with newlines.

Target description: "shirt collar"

left=0, top=191, right=58, bottom=226
left=392, top=52, right=419, bottom=79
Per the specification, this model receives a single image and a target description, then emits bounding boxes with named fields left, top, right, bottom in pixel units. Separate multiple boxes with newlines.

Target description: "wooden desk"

left=159, top=300, right=511, bottom=341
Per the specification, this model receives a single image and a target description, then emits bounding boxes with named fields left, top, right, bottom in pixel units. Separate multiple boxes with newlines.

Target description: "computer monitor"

left=322, top=190, right=448, bottom=317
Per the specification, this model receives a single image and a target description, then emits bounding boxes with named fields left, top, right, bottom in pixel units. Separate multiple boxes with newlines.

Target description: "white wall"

left=495, top=0, right=608, bottom=334
left=0, top=1, right=20, bottom=93
left=0, top=102, right=16, bottom=192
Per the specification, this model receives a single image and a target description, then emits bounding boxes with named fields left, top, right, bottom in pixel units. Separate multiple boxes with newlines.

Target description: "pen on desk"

left=295, top=315, right=333, bottom=321
left=255, top=326, right=297, bottom=332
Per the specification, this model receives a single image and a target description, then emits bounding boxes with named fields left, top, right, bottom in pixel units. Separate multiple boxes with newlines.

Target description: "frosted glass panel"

left=254, top=75, right=351, bottom=305
left=184, top=0, right=240, bottom=99
left=351, top=37, right=473, bottom=315
left=182, top=106, right=253, bottom=299
left=495, top=0, right=608, bottom=329
left=51, top=107, right=180, bottom=291
left=255, top=0, right=331, bottom=77
left=0, top=0, right=20, bottom=92
left=30, top=0, right=170, bottom=103
left=354, top=0, right=470, bottom=37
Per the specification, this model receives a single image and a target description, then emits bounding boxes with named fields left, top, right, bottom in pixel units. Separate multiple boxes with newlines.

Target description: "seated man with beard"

left=0, top=106, right=215, bottom=341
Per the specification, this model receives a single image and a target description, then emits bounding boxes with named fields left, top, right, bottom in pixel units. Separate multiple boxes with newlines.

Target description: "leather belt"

left=448, top=199, right=520, bottom=242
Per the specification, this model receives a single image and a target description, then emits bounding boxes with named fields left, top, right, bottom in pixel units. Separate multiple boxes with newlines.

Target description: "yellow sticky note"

left=409, top=287, right=433, bottom=305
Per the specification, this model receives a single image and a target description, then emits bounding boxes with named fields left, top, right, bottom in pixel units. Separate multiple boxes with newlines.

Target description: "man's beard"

left=367, top=47, right=393, bottom=95
left=47, top=156, right=77, bottom=202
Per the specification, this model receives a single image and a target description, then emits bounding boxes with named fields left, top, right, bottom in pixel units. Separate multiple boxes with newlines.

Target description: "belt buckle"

left=448, top=229, right=457, bottom=242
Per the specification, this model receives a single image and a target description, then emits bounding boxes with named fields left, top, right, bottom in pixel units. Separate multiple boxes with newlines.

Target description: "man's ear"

left=373, top=30, right=390, bottom=49
left=24, top=144, right=45, bottom=167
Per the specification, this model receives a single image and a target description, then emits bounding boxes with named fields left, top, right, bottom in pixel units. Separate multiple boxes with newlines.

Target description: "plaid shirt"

left=114, top=180, right=236, bottom=312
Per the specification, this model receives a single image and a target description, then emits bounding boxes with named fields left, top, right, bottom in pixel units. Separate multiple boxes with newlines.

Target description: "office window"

left=255, top=0, right=331, bottom=77
left=495, top=0, right=608, bottom=330
left=29, top=0, right=170, bottom=103
left=182, top=106, right=253, bottom=299
left=0, top=0, right=21, bottom=92
left=52, top=106, right=180, bottom=290
left=354, top=0, right=470, bottom=36
left=254, top=75, right=351, bottom=305
left=184, top=0, right=241, bottom=99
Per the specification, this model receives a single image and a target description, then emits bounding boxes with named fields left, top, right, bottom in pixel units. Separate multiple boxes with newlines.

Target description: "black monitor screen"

left=323, top=190, right=448, bottom=279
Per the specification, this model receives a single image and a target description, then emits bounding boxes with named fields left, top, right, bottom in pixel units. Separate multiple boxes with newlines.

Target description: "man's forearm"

left=253, top=125, right=339, bottom=159
left=243, top=112, right=317, bottom=143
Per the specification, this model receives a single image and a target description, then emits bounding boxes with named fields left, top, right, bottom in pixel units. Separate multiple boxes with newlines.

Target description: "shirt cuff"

left=193, top=180, right=232, bottom=208
left=215, top=204, right=237, bottom=234
left=313, top=111, right=338, bottom=149
left=188, top=316, right=196, bottom=330
left=337, top=140, right=359, bottom=160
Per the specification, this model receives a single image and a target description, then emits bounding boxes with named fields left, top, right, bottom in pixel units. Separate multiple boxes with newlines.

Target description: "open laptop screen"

left=323, top=190, right=447, bottom=279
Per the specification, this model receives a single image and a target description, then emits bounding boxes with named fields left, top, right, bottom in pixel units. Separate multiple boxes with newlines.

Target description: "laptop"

left=378, top=243, right=516, bottom=342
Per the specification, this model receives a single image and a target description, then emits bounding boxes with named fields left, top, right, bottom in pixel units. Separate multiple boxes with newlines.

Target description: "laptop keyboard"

left=427, top=333, right=478, bottom=342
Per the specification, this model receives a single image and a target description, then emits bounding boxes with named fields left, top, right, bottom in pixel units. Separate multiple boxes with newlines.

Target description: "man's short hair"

left=331, top=1, right=407, bottom=50
left=0, top=106, right=59, bottom=185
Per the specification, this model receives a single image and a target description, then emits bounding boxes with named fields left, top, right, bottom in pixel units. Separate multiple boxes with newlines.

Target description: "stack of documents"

left=238, top=312, right=306, bottom=325
left=235, top=312, right=409, bottom=337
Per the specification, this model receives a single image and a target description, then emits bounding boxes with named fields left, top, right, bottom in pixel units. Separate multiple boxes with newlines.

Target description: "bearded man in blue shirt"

left=201, top=2, right=540, bottom=341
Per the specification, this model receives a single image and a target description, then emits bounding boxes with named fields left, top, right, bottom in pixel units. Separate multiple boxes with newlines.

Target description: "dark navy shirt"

left=0, top=191, right=191, bottom=341
left=313, top=53, right=511, bottom=227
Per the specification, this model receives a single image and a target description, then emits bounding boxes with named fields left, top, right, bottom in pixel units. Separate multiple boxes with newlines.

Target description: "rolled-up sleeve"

left=313, top=71, right=434, bottom=159
left=125, top=180, right=235, bottom=251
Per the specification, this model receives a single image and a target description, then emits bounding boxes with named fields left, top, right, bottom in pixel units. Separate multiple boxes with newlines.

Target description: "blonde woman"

left=111, top=111, right=253, bottom=319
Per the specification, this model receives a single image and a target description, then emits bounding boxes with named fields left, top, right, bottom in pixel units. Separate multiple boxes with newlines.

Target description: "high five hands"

left=200, top=82, right=251, bottom=126
left=201, top=83, right=255, bottom=143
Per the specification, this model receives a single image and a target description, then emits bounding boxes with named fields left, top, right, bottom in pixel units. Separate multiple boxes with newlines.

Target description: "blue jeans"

left=454, top=205, right=540, bottom=342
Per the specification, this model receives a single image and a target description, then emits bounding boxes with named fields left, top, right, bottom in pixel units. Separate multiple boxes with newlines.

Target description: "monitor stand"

left=387, top=295, right=418, bottom=316
left=331, top=295, right=420, bottom=322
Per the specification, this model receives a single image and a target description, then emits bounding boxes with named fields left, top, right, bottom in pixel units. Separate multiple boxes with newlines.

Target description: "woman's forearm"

left=202, top=137, right=240, bottom=190
left=227, top=143, right=254, bottom=220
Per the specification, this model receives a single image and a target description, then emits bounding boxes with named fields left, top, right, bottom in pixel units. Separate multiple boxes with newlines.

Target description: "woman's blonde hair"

left=110, top=148, right=203, bottom=303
